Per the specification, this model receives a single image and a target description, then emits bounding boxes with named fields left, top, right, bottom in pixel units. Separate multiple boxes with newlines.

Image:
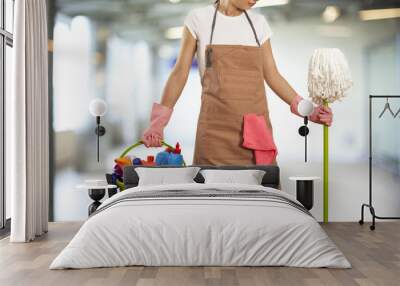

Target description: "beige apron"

left=193, top=3, right=277, bottom=166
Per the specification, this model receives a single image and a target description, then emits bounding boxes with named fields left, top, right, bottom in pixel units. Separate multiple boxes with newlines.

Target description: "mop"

left=308, top=48, right=353, bottom=223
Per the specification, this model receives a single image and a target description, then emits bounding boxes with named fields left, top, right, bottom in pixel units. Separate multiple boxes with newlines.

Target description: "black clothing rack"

left=359, top=95, right=400, bottom=230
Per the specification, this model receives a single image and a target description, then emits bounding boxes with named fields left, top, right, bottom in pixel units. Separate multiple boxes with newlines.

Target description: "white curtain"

left=8, top=0, right=49, bottom=242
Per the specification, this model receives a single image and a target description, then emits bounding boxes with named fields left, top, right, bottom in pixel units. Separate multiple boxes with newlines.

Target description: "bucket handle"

left=118, top=140, right=186, bottom=166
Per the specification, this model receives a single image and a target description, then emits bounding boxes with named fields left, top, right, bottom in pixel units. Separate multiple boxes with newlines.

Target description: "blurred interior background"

left=47, top=0, right=400, bottom=221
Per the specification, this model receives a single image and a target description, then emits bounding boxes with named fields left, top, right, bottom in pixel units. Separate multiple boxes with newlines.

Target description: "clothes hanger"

left=378, top=98, right=395, bottom=118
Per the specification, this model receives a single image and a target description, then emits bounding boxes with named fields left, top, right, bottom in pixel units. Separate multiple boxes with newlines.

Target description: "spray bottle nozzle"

left=173, top=142, right=181, bottom=154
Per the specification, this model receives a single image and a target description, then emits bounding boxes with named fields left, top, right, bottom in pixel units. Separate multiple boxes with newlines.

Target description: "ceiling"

left=53, top=0, right=400, bottom=43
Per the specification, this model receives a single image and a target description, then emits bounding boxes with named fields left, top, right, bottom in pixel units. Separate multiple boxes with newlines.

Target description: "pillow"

left=135, top=167, right=201, bottom=186
left=200, top=169, right=266, bottom=185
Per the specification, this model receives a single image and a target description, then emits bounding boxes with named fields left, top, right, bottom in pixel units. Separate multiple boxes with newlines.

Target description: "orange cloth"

left=242, top=114, right=278, bottom=164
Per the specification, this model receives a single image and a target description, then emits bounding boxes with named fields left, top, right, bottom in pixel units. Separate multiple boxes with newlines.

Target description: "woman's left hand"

left=309, top=105, right=333, bottom=126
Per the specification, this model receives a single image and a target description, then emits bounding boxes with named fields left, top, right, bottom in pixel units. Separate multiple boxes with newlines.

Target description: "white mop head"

left=308, top=48, right=353, bottom=105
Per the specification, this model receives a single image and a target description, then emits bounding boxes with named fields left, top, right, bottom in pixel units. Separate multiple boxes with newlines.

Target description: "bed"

left=50, top=165, right=350, bottom=269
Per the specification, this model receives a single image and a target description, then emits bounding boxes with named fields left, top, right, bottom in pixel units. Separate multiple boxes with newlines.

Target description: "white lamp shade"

left=298, top=99, right=314, bottom=116
left=89, top=98, right=107, bottom=117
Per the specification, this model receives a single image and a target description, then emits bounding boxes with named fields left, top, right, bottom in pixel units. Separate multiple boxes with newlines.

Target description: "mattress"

left=50, top=183, right=351, bottom=269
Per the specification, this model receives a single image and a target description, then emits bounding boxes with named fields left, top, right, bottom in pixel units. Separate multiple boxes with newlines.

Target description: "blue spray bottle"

left=156, top=147, right=171, bottom=165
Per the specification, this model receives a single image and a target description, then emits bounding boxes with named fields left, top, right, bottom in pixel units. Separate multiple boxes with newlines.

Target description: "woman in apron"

left=141, top=0, right=333, bottom=166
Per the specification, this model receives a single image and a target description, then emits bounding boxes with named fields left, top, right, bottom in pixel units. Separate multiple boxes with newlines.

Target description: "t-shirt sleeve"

left=259, top=15, right=273, bottom=44
left=184, top=9, right=198, bottom=40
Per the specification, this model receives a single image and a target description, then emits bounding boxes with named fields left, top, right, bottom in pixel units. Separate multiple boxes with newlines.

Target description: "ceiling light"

left=253, top=0, right=290, bottom=8
left=322, top=6, right=341, bottom=23
left=165, top=26, right=183, bottom=40
left=359, top=8, right=400, bottom=21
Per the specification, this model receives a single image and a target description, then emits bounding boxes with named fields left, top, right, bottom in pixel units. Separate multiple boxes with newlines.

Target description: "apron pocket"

left=218, top=69, right=263, bottom=99
left=199, top=120, right=253, bottom=162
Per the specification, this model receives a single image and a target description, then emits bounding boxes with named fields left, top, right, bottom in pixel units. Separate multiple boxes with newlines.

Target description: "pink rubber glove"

left=290, top=95, right=333, bottom=127
left=141, top=102, right=173, bottom=147
left=309, top=105, right=333, bottom=127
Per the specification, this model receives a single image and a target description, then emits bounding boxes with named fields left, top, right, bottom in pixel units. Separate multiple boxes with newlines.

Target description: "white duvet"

left=50, top=183, right=351, bottom=269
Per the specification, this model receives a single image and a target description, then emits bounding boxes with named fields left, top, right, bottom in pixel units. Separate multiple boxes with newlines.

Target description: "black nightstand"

left=76, top=183, right=118, bottom=216
left=289, top=177, right=320, bottom=210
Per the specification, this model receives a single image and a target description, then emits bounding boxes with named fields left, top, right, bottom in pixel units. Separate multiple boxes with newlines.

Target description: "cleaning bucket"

left=106, top=140, right=186, bottom=191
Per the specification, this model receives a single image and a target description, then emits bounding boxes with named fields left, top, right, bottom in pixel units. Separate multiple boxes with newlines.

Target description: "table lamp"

left=89, top=98, right=107, bottom=162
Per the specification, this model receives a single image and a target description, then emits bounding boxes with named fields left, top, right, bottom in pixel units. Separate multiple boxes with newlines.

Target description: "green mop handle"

left=323, top=100, right=329, bottom=223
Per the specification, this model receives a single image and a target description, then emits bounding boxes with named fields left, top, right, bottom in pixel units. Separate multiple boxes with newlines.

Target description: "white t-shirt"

left=184, top=4, right=273, bottom=79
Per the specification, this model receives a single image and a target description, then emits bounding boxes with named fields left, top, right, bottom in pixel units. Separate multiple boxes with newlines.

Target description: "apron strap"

left=209, top=1, right=219, bottom=46
left=244, top=10, right=261, bottom=47
left=209, top=0, right=261, bottom=47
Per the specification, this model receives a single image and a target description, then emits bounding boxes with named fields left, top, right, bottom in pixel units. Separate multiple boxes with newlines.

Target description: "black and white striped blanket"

left=91, top=188, right=312, bottom=218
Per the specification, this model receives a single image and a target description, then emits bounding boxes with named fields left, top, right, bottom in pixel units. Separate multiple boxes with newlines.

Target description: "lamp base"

left=95, top=125, right=106, bottom=136
left=298, top=126, right=309, bottom=136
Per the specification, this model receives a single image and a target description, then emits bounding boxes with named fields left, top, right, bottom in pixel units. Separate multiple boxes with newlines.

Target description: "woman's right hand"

left=142, top=26, right=196, bottom=147
left=141, top=103, right=173, bottom=147
left=141, top=130, right=163, bottom=148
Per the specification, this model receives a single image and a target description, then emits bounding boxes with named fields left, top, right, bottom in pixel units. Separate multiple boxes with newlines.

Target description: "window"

left=0, top=0, right=13, bottom=234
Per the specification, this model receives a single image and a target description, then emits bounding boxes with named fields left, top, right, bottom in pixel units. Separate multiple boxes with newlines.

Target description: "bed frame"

left=123, top=165, right=280, bottom=190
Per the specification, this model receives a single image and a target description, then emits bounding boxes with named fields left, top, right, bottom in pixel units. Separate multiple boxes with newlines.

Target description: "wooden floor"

left=0, top=222, right=399, bottom=286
